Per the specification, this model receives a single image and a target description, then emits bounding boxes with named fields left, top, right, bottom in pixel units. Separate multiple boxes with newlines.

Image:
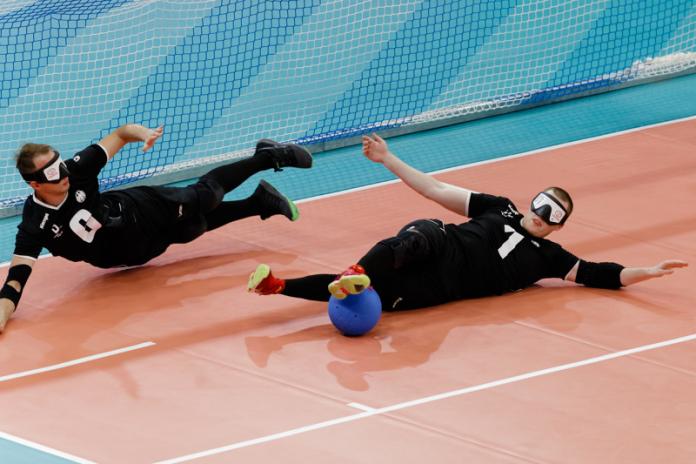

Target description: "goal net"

left=0, top=0, right=694, bottom=215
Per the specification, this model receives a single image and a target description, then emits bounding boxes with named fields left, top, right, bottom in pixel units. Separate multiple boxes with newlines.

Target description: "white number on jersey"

left=69, top=209, right=103, bottom=243
left=498, top=224, right=524, bottom=259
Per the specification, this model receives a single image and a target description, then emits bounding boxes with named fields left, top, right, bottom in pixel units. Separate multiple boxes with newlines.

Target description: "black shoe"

left=254, top=139, right=312, bottom=172
left=252, top=179, right=299, bottom=221
left=255, top=139, right=276, bottom=151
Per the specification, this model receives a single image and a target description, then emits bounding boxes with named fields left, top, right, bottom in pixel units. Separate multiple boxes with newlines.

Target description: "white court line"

left=0, top=430, right=95, bottom=464
left=295, top=113, right=696, bottom=204
left=1, top=114, right=695, bottom=270
left=154, top=332, right=696, bottom=463
left=0, top=341, right=156, bottom=383
left=347, top=402, right=375, bottom=412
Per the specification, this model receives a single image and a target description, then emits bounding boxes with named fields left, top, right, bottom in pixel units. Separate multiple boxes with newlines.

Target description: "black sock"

left=203, top=156, right=268, bottom=193
left=205, top=199, right=260, bottom=231
left=283, top=274, right=335, bottom=302
left=280, top=244, right=397, bottom=303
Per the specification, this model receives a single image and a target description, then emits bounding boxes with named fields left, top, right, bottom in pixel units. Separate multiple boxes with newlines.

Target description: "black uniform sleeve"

left=13, top=225, right=43, bottom=260
left=468, top=193, right=514, bottom=217
left=64, top=144, right=108, bottom=179
left=545, top=242, right=579, bottom=279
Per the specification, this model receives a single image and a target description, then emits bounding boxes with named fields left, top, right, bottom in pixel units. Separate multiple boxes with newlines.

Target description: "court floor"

left=0, top=115, right=694, bottom=463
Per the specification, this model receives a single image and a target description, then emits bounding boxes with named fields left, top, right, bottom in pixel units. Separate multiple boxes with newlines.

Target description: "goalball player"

left=249, top=134, right=687, bottom=310
left=0, top=124, right=312, bottom=332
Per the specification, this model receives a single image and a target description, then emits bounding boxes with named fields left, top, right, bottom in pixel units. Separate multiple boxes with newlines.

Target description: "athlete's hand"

left=362, top=134, right=390, bottom=163
left=647, top=260, right=688, bottom=277
left=142, top=125, right=164, bottom=152
left=0, top=299, right=14, bottom=333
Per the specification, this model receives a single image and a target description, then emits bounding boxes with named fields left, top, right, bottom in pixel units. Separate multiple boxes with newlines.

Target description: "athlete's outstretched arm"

left=0, top=255, right=36, bottom=333
left=362, top=134, right=476, bottom=217
left=98, top=124, right=163, bottom=160
left=564, top=259, right=688, bottom=288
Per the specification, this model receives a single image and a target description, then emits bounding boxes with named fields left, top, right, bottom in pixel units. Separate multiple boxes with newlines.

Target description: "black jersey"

left=13, top=144, right=162, bottom=268
left=446, top=193, right=579, bottom=297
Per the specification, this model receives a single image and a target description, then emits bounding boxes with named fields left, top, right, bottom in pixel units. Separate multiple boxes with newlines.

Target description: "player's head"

left=522, top=187, right=573, bottom=238
left=16, top=143, right=70, bottom=194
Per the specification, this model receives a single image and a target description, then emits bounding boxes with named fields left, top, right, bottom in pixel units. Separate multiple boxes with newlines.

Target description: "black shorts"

left=372, top=219, right=467, bottom=311
left=99, top=180, right=224, bottom=265
left=116, top=177, right=222, bottom=224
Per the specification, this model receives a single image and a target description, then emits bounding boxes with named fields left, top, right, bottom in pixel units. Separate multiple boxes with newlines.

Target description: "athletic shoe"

left=255, top=138, right=313, bottom=171
left=252, top=179, right=299, bottom=221
left=248, top=264, right=285, bottom=295
left=255, top=139, right=276, bottom=151
left=328, top=264, right=371, bottom=300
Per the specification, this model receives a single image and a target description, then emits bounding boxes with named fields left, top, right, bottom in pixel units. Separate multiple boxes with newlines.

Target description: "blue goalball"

left=328, top=288, right=382, bottom=336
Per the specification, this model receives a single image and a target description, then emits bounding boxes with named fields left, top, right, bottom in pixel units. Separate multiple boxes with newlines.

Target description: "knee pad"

left=378, top=231, right=430, bottom=269
left=380, top=219, right=446, bottom=268
left=397, top=218, right=445, bottom=236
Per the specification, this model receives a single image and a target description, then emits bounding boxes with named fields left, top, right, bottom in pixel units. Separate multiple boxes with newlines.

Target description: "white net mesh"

left=1, top=0, right=694, bottom=214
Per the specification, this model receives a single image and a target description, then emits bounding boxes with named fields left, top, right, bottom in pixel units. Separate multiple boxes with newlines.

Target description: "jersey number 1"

left=69, top=210, right=103, bottom=243
left=498, top=225, right=524, bottom=259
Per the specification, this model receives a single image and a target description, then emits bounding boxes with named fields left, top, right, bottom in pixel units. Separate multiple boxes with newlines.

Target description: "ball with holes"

left=328, top=288, right=382, bottom=336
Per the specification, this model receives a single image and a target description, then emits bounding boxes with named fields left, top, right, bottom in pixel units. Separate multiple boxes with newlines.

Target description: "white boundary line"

left=347, top=402, right=375, bottom=412
left=0, top=116, right=690, bottom=461
left=154, top=332, right=696, bottom=463
left=1, top=114, right=695, bottom=270
left=295, top=113, right=696, bottom=204
left=0, top=430, right=95, bottom=464
left=0, top=341, right=156, bottom=383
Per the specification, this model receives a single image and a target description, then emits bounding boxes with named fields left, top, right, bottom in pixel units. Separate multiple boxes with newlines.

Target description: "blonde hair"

left=544, top=186, right=573, bottom=216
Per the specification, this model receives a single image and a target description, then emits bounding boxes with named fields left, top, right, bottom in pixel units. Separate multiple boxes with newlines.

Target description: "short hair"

left=544, top=186, right=573, bottom=217
left=15, top=143, right=54, bottom=176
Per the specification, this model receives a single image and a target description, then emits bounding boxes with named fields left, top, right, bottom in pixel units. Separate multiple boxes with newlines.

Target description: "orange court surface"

left=0, top=119, right=695, bottom=463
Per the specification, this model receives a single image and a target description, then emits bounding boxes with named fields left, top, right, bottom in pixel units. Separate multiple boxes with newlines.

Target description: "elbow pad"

left=576, top=260, right=624, bottom=289
left=0, top=264, right=33, bottom=308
